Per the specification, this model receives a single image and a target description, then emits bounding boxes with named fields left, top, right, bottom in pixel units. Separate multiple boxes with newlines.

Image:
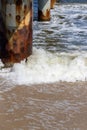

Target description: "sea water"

left=0, top=4, right=87, bottom=86
left=0, top=3, right=87, bottom=130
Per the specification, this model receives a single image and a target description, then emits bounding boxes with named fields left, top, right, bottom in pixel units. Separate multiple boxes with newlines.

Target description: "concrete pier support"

left=51, top=0, right=56, bottom=9
left=0, top=0, right=32, bottom=65
left=38, top=0, right=50, bottom=21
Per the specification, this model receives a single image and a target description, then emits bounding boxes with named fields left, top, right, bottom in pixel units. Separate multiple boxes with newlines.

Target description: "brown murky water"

left=0, top=82, right=87, bottom=130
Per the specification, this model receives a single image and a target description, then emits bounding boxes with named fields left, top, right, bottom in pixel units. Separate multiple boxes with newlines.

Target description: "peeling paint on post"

left=51, top=0, right=56, bottom=9
left=38, top=0, right=50, bottom=21
left=0, top=0, right=32, bottom=65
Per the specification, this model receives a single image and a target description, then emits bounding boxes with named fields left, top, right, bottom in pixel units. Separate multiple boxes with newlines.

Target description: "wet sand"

left=0, top=82, right=87, bottom=130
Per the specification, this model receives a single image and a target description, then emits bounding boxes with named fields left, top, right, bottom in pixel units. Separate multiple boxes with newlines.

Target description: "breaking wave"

left=0, top=48, right=87, bottom=85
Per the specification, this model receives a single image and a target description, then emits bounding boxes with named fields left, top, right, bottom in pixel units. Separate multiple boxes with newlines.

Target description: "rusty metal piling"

left=51, top=0, right=56, bottom=9
left=38, top=0, right=50, bottom=21
left=0, top=0, right=32, bottom=65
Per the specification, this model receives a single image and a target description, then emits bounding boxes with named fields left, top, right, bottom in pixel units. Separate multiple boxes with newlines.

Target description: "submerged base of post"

left=38, top=10, right=50, bottom=21
left=38, top=0, right=50, bottom=21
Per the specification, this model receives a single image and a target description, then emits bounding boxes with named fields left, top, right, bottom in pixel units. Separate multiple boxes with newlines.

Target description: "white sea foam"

left=0, top=48, right=87, bottom=85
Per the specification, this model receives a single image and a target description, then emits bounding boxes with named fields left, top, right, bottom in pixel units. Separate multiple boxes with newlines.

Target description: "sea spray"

left=1, top=48, right=87, bottom=85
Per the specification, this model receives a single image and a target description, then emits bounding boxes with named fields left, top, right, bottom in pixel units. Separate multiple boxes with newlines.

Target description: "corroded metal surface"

left=51, top=0, right=56, bottom=9
left=0, top=0, right=32, bottom=64
left=38, top=0, right=50, bottom=21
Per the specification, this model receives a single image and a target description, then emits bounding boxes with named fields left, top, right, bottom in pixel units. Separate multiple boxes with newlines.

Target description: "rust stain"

left=38, top=9, right=50, bottom=21
left=16, top=15, right=21, bottom=25
left=51, top=0, right=56, bottom=9
left=24, top=4, right=28, bottom=15
left=16, top=0, right=22, bottom=14
left=0, top=1, right=32, bottom=65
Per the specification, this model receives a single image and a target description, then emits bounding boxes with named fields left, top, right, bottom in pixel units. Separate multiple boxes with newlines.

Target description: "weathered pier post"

left=0, top=0, right=32, bottom=65
left=38, top=0, right=50, bottom=21
left=51, top=0, right=56, bottom=9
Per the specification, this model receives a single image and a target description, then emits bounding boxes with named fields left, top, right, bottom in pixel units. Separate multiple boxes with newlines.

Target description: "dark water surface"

left=33, top=3, right=87, bottom=53
left=59, top=0, right=87, bottom=3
